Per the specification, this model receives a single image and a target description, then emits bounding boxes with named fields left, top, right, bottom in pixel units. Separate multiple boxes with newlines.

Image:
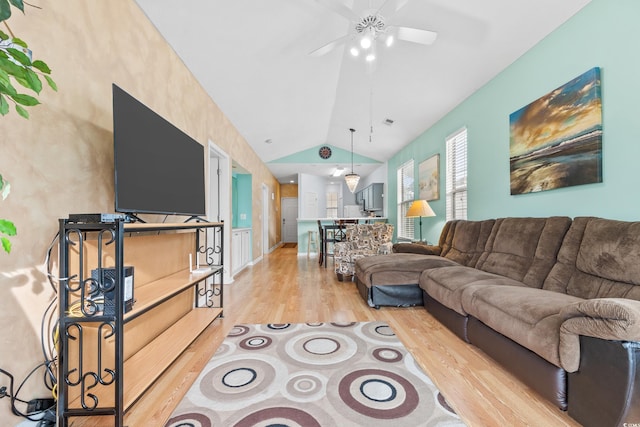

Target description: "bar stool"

left=307, top=230, right=318, bottom=258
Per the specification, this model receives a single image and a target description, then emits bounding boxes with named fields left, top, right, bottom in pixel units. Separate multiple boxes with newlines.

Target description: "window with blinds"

left=326, top=191, right=338, bottom=218
left=397, top=159, right=415, bottom=239
left=446, top=128, right=468, bottom=221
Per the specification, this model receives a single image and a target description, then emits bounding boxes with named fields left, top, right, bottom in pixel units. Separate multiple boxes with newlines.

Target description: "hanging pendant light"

left=345, top=128, right=360, bottom=193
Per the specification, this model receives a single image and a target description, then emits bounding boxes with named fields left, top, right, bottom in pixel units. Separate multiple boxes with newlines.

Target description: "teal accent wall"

left=269, top=144, right=381, bottom=165
left=232, top=173, right=253, bottom=229
left=387, top=0, right=640, bottom=244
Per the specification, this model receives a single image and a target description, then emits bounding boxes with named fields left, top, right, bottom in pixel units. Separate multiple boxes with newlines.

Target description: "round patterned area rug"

left=165, top=321, right=465, bottom=427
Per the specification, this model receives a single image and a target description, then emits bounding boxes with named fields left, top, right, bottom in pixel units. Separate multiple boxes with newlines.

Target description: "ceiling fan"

left=310, top=0, right=438, bottom=61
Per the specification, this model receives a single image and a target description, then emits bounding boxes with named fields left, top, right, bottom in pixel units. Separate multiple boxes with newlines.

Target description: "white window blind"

left=326, top=191, right=338, bottom=218
left=397, top=159, right=415, bottom=239
left=446, top=128, right=468, bottom=221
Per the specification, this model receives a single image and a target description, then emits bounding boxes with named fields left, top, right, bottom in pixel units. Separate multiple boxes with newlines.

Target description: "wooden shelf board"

left=124, top=307, right=222, bottom=410
left=125, top=267, right=222, bottom=322
left=66, top=307, right=222, bottom=412
left=124, top=222, right=223, bottom=233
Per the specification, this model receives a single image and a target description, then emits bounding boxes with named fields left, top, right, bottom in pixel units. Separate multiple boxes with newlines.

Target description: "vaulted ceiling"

left=135, top=0, right=591, bottom=183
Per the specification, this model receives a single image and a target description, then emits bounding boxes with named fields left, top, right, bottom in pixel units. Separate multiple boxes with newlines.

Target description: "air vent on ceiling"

left=383, top=118, right=394, bottom=126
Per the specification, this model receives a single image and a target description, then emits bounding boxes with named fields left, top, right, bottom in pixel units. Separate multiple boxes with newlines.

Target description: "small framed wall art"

left=419, top=154, right=440, bottom=201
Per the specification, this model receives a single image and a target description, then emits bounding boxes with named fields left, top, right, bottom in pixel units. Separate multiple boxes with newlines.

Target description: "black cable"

left=40, top=298, right=57, bottom=385
left=42, top=231, right=61, bottom=392
left=0, top=231, right=62, bottom=422
left=44, top=231, right=60, bottom=294
left=0, top=366, right=52, bottom=422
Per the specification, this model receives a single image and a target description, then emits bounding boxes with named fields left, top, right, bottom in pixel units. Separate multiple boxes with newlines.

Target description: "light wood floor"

left=75, top=246, right=581, bottom=426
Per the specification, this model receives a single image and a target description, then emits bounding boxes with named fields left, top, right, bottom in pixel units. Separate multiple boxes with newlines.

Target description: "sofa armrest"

left=559, top=298, right=640, bottom=372
left=392, top=243, right=442, bottom=256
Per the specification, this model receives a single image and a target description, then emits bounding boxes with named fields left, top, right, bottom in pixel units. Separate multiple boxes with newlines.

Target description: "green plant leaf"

left=0, top=175, right=9, bottom=199
left=0, top=219, right=16, bottom=236
left=44, top=74, right=56, bottom=91
left=6, top=47, right=30, bottom=66
left=8, top=0, right=23, bottom=12
left=0, top=0, right=12, bottom=22
left=0, top=30, right=8, bottom=41
left=9, top=37, right=27, bottom=49
left=32, top=59, right=51, bottom=74
left=12, top=92, right=38, bottom=106
left=0, top=94, right=8, bottom=115
left=0, top=80, right=18, bottom=96
left=15, top=103, right=28, bottom=118
left=25, top=68, right=41, bottom=93
left=14, top=74, right=33, bottom=91
left=0, top=67, right=9, bottom=86
left=0, top=55, right=27, bottom=77
left=1, top=237, right=11, bottom=253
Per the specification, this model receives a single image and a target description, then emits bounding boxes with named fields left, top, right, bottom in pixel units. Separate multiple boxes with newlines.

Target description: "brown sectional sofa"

left=354, top=219, right=496, bottom=307
left=354, top=216, right=640, bottom=427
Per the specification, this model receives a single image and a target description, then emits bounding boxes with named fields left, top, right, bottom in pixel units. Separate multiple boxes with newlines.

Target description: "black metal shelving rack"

left=56, top=219, right=224, bottom=426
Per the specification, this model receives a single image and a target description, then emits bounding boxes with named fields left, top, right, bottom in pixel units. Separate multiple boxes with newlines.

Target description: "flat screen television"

left=112, top=84, right=206, bottom=218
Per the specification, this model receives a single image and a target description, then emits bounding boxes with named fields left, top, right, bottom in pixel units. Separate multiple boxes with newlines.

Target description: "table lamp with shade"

left=405, top=199, right=436, bottom=242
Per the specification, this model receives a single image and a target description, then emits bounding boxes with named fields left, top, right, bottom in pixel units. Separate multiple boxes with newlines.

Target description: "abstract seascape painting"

left=509, top=67, right=602, bottom=195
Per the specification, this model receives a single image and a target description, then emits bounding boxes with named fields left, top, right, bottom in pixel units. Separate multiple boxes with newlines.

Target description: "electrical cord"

left=0, top=365, right=55, bottom=422
left=1, top=229, right=107, bottom=423
left=44, top=231, right=60, bottom=295
left=31, top=229, right=117, bottom=421
left=41, top=230, right=62, bottom=399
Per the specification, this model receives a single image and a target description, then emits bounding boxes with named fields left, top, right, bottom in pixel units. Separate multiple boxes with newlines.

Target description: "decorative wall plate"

left=318, top=145, right=332, bottom=159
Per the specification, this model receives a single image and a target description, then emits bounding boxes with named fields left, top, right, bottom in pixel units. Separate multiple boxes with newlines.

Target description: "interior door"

left=281, top=197, right=298, bottom=243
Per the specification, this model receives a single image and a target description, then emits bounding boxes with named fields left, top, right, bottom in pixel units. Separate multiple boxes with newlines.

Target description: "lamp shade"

left=345, top=128, right=359, bottom=193
left=406, top=200, right=435, bottom=218
left=345, top=173, right=360, bottom=193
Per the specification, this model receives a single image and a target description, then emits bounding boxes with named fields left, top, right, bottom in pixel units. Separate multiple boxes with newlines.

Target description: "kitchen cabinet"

left=357, top=183, right=384, bottom=212
left=232, top=228, right=251, bottom=274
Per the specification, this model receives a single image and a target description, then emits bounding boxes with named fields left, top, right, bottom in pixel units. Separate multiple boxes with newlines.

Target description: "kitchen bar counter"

left=296, top=218, right=388, bottom=257
left=297, top=217, right=387, bottom=222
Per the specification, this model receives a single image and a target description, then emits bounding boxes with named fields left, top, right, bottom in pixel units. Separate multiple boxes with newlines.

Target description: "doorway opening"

left=281, top=197, right=298, bottom=243
left=208, top=141, right=231, bottom=284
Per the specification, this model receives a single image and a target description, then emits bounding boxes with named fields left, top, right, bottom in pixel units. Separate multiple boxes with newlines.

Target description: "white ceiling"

left=135, top=0, right=591, bottom=183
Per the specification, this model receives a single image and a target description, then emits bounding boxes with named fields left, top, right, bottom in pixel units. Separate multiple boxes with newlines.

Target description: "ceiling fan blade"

left=396, top=26, right=438, bottom=45
left=316, top=0, right=360, bottom=22
left=376, top=0, right=410, bottom=18
left=309, top=34, right=351, bottom=57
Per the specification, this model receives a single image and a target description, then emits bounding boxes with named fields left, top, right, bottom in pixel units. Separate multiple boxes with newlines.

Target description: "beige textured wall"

left=0, top=1, right=280, bottom=422
left=280, top=184, right=299, bottom=199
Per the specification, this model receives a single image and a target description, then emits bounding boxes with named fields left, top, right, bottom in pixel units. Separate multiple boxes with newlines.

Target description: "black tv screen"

left=113, top=84, right=206, bottom=217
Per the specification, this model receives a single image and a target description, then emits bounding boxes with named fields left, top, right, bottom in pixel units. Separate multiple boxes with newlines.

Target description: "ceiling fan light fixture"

left=350, top=46, right=359, bottom=56
left=365, top=53, right=376, bottom=62
left=385, top=34, right=394, bottom=47
left=360, top=35, right=372, bottom=49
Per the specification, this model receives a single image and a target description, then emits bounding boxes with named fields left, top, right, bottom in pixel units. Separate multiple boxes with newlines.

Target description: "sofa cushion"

left=355, top=219, right=494, bottom=290
left=393, top=242, right=441, bottom=256
left=355, top=253, right=459, bottom=288
left=475, top=217, right=571, bottom=288
left=441, top=219, right=496, bottom=267
left=461, top=285, right=584, bottom=368
left=544, top=217, right=640, bottom=300
left=577, top=220, right=640, bottom=284
left=420, top=266, right=528, bottom=315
